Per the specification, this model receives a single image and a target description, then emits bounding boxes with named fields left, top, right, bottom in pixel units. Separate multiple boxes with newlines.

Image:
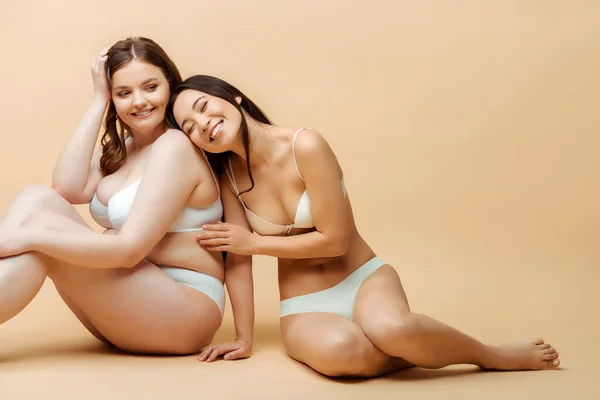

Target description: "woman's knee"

left=17, top=201, right=88, bottom=233
left=13, top=185, right=60, bottom=206
left=300, top=329, right=371, bottom=377
left=3, top=185, right=64, bottom=223
left=20, top=209, right=51, bottom=228
left=364, top=312, right=423, bottom=347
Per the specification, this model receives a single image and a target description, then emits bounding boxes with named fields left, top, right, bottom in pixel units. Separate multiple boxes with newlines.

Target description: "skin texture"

left=171, top=86, right=560, bottom=375
left=0, top=48, right=253, bottom=359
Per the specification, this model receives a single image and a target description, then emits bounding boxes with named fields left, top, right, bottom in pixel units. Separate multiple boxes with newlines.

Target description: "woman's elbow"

left=120, top=252, right=145, bottom=269
left=117, top=240, right=148, bottom=269
left=327, top=235, right=350, bottom=257
left=51, top=182, right=82, bottom=204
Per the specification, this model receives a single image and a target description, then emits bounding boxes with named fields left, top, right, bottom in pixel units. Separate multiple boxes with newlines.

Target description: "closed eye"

left=187, top=124, right=195, bottom=135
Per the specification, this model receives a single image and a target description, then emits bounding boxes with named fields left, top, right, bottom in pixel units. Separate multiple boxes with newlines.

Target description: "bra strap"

left=291, top=127, right=310, bottom=182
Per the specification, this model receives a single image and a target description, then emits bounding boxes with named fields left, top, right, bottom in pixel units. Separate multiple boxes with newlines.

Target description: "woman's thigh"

left=49, top=259, right=223, bottom=355
left=0, top=185, right=93, bottom=325
left=280, top=312, right=411, bottom=377
left=353, top=264, right=414, bottom=347
left=11, top=190, right=223, bottom=355
left=53, top=286, right=112, bottom=345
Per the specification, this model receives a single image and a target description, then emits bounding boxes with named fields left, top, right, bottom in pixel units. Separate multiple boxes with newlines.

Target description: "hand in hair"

left=90, top=47, right=110, bottom=101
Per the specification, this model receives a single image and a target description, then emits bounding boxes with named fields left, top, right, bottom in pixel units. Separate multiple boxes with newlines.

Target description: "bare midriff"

left=277, top=227, right=377, bottom=301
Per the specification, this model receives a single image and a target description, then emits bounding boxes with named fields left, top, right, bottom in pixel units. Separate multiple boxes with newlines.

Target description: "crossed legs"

left=0, top=185, right=222, bottom=355
left=281, top=264, right=560, bottom=377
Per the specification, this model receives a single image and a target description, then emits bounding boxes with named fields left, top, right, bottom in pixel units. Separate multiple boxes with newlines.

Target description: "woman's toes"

left=542, top=352, right=558, bottom=361
left=543, top=347, right=556, bottom=354
left=532, top=338, right=544, bottom=345
left=540, top=343, right=551, bottom=350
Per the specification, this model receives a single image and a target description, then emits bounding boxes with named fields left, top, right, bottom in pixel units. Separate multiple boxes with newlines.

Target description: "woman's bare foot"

left=482, top=338, right=560, bottom=371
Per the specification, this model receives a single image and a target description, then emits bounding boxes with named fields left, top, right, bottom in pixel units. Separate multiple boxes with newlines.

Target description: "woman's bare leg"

left=1, top=185, right=222, bottom=354
left=281, top=313, right=413, bottom=378
left=53, top=286, right=112, bottom=345
left=353, top=265, right=560, bottom=370
left=0, top=252, right=47, bottom=325
left=0, top=185, right=80, bottom=325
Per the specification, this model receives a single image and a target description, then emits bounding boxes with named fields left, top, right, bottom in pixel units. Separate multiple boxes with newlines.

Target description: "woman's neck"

left=231, top=118, right=277, bottom=167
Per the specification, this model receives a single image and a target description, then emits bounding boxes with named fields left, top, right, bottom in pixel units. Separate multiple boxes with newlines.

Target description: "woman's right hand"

left=197, top=339, right=252, bottom=362
left=91, top=47, right=110, bottom=101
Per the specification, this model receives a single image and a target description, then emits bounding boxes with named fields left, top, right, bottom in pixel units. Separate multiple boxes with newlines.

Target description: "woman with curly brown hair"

left=0, top=38, right=254, bottom=360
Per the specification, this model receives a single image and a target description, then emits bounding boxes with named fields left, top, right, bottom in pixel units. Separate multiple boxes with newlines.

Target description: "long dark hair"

left=100, top=36, right=182, bottom=175
left=166, top=75, right=272, bottom=197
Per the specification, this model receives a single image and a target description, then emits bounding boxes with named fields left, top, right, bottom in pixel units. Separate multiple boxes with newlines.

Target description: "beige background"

left=1, top=0, right=598, bottom=398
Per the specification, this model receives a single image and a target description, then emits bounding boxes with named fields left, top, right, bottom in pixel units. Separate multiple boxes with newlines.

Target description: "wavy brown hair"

left=166, top=75, right=272, bottom=198
left=100, top=37, right=182, bottom=175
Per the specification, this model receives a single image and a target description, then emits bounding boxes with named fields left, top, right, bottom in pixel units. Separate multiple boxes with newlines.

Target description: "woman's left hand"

left=197, top=221, right=258, bottom=255
left=0, top=227, right=34, bottom=259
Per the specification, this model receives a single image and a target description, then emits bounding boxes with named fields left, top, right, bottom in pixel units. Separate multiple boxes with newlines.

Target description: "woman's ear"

left=235, top=96, right=242, bottom=105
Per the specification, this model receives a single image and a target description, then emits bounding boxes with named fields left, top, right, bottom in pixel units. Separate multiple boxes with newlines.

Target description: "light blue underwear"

left=160, top=266, right=225, bottom=316
left=280, top=256, right=386, bottom=320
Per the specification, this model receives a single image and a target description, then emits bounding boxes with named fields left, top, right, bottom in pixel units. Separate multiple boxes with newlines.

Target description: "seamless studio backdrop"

left=0, top=1, right=598, bottom=399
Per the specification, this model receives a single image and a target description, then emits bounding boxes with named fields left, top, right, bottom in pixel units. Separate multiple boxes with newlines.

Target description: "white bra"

left=225, top=127, right=346, bottom=236
left=89, top=150, right=222, bottom=232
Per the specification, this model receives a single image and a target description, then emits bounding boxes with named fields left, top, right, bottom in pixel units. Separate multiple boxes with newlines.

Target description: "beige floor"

left=2, top=0, right=599, bottom=398
left=1, top=251, right=597, bottom=400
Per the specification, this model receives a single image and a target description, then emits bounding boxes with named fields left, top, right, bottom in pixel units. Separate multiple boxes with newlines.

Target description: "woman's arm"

left=221, top=173, right=255, bottom=346
left=28, top=131, right=206, bottom=269
left=52, top=48, right=109, bottom=204
left=200, top=129, right=351, bottom=259
left=197, top=174, right=255, bottom=362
